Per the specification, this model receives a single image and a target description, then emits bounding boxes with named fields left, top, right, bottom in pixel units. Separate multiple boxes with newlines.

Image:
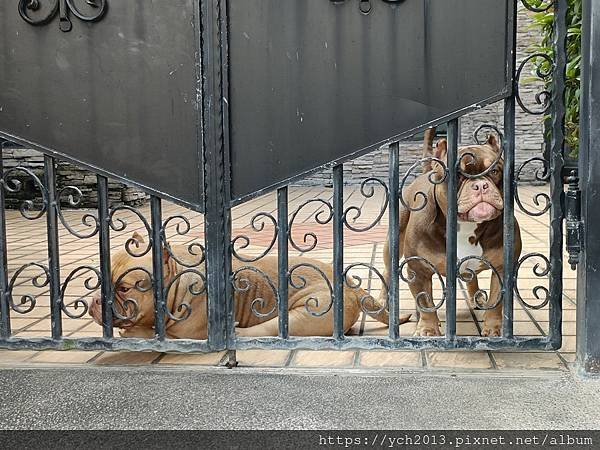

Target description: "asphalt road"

left=0, top=366, right=599, bottom=430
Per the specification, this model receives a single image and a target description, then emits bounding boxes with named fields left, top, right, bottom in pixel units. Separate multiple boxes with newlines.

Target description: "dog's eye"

left=490, top=168, right=500, bottom=176
left=117, top=285, right=131, bottom=294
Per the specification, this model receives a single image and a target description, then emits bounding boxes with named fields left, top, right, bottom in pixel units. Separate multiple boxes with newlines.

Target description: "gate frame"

left=576, top=0, right=600, bottom=377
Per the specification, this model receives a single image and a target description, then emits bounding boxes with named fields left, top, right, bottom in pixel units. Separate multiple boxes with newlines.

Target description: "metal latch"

left=565, top=170, right=583, bottom=270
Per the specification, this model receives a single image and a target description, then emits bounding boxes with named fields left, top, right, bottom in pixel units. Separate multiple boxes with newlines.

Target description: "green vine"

left=530, top=0, right=582, bottom=156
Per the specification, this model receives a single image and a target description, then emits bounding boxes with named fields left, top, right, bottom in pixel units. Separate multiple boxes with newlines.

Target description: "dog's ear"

left=131, top=231, right=145, bottom=245
left=434, top=139, right=448, bottom=160
left=162, top=246, right=171, bottom=266
left=487, top=134, right=501, bottom=153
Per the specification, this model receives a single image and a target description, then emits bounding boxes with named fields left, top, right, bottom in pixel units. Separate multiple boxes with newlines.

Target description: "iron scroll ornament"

left=330, top=0, right=405, bottom=15
left=18, top=0, right=107, bottom=33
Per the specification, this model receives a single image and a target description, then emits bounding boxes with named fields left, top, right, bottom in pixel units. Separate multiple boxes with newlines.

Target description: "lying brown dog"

left=89, top=233, right=410, bottom=339
left=380, top=129, right=522, bottom=337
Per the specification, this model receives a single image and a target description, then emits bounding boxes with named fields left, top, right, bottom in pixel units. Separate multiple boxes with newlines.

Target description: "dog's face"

left=431, top=135, right=504, bottom=223
left=89, top=232, right=183, bottom=331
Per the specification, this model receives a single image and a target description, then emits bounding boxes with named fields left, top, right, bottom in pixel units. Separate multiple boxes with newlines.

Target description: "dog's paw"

left=414, top=320, right=441, bottom=337
left=481, top=321, right=502, bottom=337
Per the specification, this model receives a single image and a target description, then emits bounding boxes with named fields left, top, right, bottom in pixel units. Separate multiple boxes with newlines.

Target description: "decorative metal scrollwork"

left=514, top=253, right=550, bottom=310
left=330, top=0, right=405, bottom=15
left=161, top=215, right=206, bottom=268
left=289, top=263, right=333, bottom=317
left=231, top=212, right=278, bottom=263
left=343, top=177, right=389, bottom=232
left=515, top=157, right=551, bottom=216
left=399, top=256, right=446, bottom=313
left=458, top=256, right=504, bottom=310
left=231, top=266, right=279, bottom=318
left=399, top=158, right=448, bottom=212
left=343, top=263, right=389, bottom=315
left=515, top=53, right=554, bottom=115
left=1, top=167, right=48, bottom=220
left=288, top=199, right=333, bottom=253
left=59, top=266, right=101, bottom=319
left=57, top=186, right=100, bottom=239
left=18, top=0, right=108, bottom=33
left=7, top=263, right=50, bottom=314
left=109, top=206, right=153, bottom=257
left=111, top=267, right=151, bottom=322
left=521, top=0, right=553, bottom=13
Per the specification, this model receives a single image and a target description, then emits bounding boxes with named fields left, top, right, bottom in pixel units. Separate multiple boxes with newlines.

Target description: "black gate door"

left=0, top=0, right=568, bottom=354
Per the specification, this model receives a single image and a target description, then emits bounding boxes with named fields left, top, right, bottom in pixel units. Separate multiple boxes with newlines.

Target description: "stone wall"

left=1, top=145, right=148, bottom=209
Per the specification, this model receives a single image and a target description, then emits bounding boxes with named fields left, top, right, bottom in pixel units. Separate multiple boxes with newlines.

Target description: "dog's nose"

left=471, top=180, right=489, bottom=193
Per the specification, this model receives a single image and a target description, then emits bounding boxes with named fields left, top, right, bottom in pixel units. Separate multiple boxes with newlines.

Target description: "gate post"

left=202, top=0, right=233, bottom=352
left=577, top=0, right=600, bottom=376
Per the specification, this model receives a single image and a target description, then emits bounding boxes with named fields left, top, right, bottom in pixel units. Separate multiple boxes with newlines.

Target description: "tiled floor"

left=0, top=184, right=576, bottom=372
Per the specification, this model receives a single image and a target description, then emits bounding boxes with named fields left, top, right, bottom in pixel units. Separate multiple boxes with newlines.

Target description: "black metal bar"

left=577, top=0, right=600, bottom=375
left=233, top=335, right=557, bottom=351
left=388, top=142, right=400, bottom=340
left=44, top=155, right=62, bottom=339
left=502, top=96, right=516, bottom=338
left=333, top=164, right=344, bottom=340
left=150, top=196, right=166, bottom=340
left=548, top=0, right=567, bottom=349
left=277, top=187, right=289, bottom=339
left=445, top=119, right=459, bottom=339
left=0, top=148, right=10, bottom=338
left=96, top=175, right=113, bottom=338
left=0, top=337, right=212, bottom=353
left=0, top=334, right=556, bottom=352
left=202, top=0, right=231, bottom=351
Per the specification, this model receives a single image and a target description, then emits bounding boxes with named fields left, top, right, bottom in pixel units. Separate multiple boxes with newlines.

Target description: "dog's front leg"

left=410, top=274, right=442, bottom=336
left=481, top=271, right=503, bottom=337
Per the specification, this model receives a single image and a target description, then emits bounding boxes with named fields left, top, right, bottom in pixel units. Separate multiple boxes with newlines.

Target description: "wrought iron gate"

left=0, top=0, right=573, bottom=355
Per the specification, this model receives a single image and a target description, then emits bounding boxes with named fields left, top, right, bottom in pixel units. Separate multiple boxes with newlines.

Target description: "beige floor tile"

left=493, top=352, right=565, bottom=370
left=66, top=330, right=103, bottom=338
left=30, top=350, right=99, bottom=364
left=513, top=321, right=543, bottom=336
left=292, top=350, right=355, bottom=368
left=159, top=352, right=225, bottom=366
left=12, top=330, right=50, bottom=338
left=426, top=351, right=493, bottom=370
left=560, top=336, right=576, bottom=353
left=236, top=349, right=290, bottom=367
left=0, top=350, right=38, bottom=363
left=25, top=318, right=90, bottom=332
left=93, top=351, right=161, bottom=365
left=359, top=351, right=422, bottom=368
left=6, top=317, right=40, bottom=331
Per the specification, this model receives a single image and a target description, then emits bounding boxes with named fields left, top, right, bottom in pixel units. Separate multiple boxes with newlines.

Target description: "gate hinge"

left=565, top=170, right=583, bottom=270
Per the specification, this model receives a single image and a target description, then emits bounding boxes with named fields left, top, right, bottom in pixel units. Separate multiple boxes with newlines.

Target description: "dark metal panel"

left=0, top=1, right=204, bottom=210
left=227, top=0, right=515, bottom=201
left=577, top=0, right=600, bottom=376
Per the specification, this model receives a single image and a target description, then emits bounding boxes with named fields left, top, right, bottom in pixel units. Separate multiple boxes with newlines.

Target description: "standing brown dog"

left=380, top=129, right=521, bottom=337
